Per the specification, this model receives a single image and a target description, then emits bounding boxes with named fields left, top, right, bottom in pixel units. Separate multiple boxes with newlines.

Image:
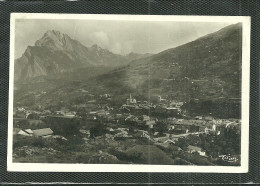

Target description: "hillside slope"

left=96, top=23, right=242, bottom=101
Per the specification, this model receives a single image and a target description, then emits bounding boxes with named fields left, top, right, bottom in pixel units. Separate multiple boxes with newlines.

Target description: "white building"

left=126, top=94, right=137, bottom=104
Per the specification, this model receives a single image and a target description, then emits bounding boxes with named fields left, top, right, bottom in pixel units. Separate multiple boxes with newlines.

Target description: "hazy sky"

left=15, top=19, right=232, bottom=59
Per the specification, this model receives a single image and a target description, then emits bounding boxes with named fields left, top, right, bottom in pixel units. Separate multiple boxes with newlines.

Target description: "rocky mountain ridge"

left=14, top=30, right=150, bottom=82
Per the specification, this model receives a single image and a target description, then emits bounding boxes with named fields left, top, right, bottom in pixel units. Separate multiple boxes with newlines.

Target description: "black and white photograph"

left=7, top=14, right=250, bottom=172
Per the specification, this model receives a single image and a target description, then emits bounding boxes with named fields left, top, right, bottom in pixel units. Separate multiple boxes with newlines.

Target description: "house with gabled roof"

left=187, top=145, right=206, bottom=156
left=17, top=129, right=34, bottom=136
left=32, top=128, right=53, bottom=137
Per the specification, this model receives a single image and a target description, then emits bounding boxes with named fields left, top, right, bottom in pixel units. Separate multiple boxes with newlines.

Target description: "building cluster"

left=122, top=94, right=153, bottom=111
left=13, top=92, right=241, bottom=159
left=121, top=94, right=184, bottom=116
left=16, top=127, right=67, bottom=140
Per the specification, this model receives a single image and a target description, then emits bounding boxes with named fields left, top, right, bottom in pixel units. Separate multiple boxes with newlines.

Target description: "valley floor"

left=13, top=92, right=241, bottom=166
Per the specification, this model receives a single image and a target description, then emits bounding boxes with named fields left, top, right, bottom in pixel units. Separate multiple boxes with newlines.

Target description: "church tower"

left=130, top=93, right=132, bottom=103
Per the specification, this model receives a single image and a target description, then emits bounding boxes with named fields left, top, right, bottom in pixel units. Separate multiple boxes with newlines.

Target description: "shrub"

left=13, top=136, right=46, bottom=149
left=32, top=137, right=45, bottom=148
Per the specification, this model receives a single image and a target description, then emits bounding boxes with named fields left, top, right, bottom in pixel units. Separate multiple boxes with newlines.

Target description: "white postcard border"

left=7, top=13, right=251, bottom=173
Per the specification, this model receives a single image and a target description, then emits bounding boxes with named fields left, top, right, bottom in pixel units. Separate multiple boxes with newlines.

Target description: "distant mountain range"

left=14, top=23, right=242, bottom=117
left=14, top=30, right=151, bottom=82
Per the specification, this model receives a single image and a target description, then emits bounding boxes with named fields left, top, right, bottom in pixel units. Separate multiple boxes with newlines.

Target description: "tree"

left=27, top=113, right=39, bottom=120
left=129, top=126, right=135, bottom=134
left=76, top=110, right=86, bottom=119
left=90, top=122, right=106, bottom=138
left=156, top=121, right=168, bottom=135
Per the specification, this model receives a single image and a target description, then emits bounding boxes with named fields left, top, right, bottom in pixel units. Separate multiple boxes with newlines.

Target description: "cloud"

left=122, top=40, right=136, bottom=54
left=91, top=31, right=110, bottom=47
left=110, top=42, right=122, bottom=54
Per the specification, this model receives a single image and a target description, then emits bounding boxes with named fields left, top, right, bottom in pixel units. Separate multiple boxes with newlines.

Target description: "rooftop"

left=32, top=128, right=53, bottom=136
left=187, top=145, right=202, bottom=152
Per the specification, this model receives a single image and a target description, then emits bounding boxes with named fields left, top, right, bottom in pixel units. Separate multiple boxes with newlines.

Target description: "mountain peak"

left=89, top=44, right=111, bottom=55
left=90, top=44, right=102, bottom=50
left=45, top=30, right=62, bottom=37
left=126, top=52, right=137, bottom=56
left=35, top=30, right=73, bottom=51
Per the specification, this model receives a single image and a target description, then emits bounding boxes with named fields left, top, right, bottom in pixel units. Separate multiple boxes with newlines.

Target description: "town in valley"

left=13, top=91, right=241, bottom=165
